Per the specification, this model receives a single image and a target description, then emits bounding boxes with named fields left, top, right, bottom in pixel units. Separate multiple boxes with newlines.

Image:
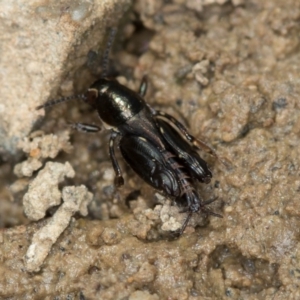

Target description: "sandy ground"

left=1, top=0, right=300, bottom=299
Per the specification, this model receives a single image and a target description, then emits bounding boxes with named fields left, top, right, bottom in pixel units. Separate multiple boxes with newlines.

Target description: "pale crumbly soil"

left=1, top=0, right=300, bottom=299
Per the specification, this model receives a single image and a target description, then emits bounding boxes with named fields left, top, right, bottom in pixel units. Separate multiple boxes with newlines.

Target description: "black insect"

left=36, top=29, right=222, bottom=235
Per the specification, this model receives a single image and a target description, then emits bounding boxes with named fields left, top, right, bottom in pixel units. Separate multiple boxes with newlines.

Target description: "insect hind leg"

left=154, top=110, right=218, bottom=158
left=177, top=211, right=193, bottom=236
left=176, top=196, right=222, bottom=235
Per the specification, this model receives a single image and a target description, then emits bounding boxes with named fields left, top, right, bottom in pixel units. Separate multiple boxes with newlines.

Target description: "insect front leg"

left=138, top=75, right=148, bottom=97
left=68, top=122, right=101, bottom=133
left=109, top=131, right=124, bottom=187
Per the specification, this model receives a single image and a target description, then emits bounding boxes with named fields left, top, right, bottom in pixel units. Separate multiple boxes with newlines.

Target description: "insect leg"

left=179, top=211, right=193, bottom=235
left=156, top=118, right=212, bottom=183
left=109, top=131, right=124, bottom=187
left=154, top=111, right=217, bottom=158
left=201, top=196, right=223, bottom=218
left=138, top=75, right=148, bottom=97
left=178, top=207, right=222, bottom=235
left=68, top=122, right=101, bottom=133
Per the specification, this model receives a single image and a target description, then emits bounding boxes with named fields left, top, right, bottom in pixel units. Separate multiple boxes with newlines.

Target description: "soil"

left=1, top=0, right=300, bottom=299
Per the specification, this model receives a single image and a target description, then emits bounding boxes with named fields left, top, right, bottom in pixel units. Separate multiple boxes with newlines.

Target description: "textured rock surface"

left=0, top=0, right=131, bottom=157
left=24, top=185, right=93, bottom=272
left=1, top=0, right=300, bottom=299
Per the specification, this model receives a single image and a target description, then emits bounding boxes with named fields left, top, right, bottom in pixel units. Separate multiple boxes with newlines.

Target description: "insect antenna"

left=36, top=93, right=87, bottom=110
left=101, top=28, right=117, bottom=78
left=36, top=28, right=117, bottom=111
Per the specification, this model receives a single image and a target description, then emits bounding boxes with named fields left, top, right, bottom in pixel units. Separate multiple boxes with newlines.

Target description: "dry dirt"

left=1, top=0, right=300, bottom=299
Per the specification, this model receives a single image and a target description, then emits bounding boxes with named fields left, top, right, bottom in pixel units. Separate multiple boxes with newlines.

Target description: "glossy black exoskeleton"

left=36, top=29, right=221, bottom=235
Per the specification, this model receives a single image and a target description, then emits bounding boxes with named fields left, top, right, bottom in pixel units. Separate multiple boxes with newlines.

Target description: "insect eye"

left=85, top=88, right=98, bottom=107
